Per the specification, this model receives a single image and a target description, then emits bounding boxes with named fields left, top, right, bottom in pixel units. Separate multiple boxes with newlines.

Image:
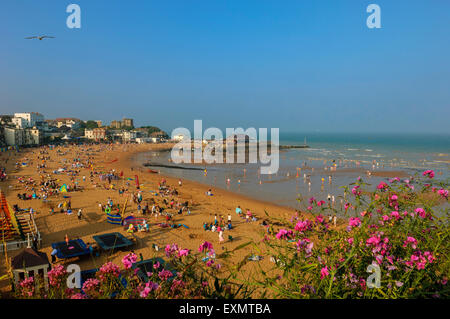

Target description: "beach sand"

left=0, top=143, right=418, bottom=297
left=0, top=143, right=316, bottom=296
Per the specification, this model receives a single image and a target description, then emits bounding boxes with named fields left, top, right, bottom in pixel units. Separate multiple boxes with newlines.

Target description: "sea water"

left=134, top=132, right=450, bottom=212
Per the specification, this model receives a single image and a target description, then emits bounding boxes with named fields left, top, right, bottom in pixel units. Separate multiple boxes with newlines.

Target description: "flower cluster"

left=47, top=264, right=67, bottom=288
left=97, top=262, right=121, bottom=281
left=122, top=253, right=138, bottom=269
left=82, top=278, right=101, bottom=297
left=276, top=229, right=294, bottom=240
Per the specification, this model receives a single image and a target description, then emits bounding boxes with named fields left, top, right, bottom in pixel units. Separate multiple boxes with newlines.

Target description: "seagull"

left=25, top=35, right=55, bottom=40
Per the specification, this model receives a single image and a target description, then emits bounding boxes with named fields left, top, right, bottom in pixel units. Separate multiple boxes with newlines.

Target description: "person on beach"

left=65, top=234, right=69, bottom=246
left=236, top=206, right=242, bottom=215
left=51, top=248, right=58, bottom=263
left=218, top=227, right=224, bottom=244
left=77, top=208, right=82, bottom=220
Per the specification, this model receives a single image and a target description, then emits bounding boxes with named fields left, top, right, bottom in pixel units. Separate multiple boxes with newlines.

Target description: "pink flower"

left=437, top=189, right=448, bottom=199
left=320, top=266, right=329, bottom=279
left=276, top=229, right=294, bottom=240
left=366, top=235, right=381, bottom=246
left=317, top=200, right=326, bottom=207
left=377, top=181, right=388, bottom=190
left=391, top=194, right=398, bottom=201
left=198, top=241, right=213, bottom=252
left=390, top=211, right=400, bottom=220
left=48, top=264, right=67, bottom=288
left=315, top=215, right=325, bottom=224
left=351, top=185, right=361, bottom=196
left=122, top=253, right=137, bottom=269
left=139, top=281, right=158, bottom=298
left=415, top=208, right=427, bottom=218
left=82, top=278, right=101, bottom=296
left=178, top=249, right=189, bottom=257
left=347, top=237, right=354, bottom=245
left=98, top=262, right=120, bottom=281
left=158, top=269, right=173, bottom=281
left=295, top=220, right=312, bottom=232
left=348, top=217, right=361, bottom=228
left=165, top=243, right=180, bottom=257
left=423, top=251, right=435, bottom=263
left=403, top=236, right=417, bottom=249
left=422, top=170, right=434, bottom=179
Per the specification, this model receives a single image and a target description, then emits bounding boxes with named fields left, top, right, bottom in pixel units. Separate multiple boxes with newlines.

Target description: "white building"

left=11, top=117, right=27, bottom=128
left=56, top=118, right=81, bottom=129
left=4, top=127, right=41, bottom=146
left=135, top=137, right=160, bottom=144
left=84, top=128, right=107, bottom=140
left=173, top=134, right=188, bottom=141
left=13, top=112, right=45, bottom=128
left=122, top=131, right=137, bottom=142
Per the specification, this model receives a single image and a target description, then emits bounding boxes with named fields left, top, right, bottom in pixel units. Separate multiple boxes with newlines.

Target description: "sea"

left=133, top=132, right=450, bottom=212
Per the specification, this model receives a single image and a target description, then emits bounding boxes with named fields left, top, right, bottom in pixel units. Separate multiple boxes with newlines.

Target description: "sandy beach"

left=1, top=143, right=322, bottom=295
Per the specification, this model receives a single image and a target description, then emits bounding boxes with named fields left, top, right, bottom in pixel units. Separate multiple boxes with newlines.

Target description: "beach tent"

left=122, top=216, right=147, bottom=229
left=60, top=184, right=68, bottom=193
left=106, top=212, right=122, bottom=225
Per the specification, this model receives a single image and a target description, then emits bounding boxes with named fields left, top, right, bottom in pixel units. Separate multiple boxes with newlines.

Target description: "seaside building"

left=13, top=112, right=44, bottom=128
left=11, top=247, right=50, bottom=291
left=0, top=115, right=13, bottom=125
left=3, top=127, right=42, bottom=146
left=109, top=118, right=134, bottom=129
left=173, top=134, right=188, bottom=141
left=54, top=118, right=82, bottom=130
left=136, top=137, right=160, bottom=144
left=84, top=128, right=107, bottom=141
left=122, top=118, right=134, bottom=128
left=11, top=117, right=27, bottom=129
left=94, top=120, right=102, bottom=127
left=110, top=120, right=122, bottom=129
left=122, top=130, right=137, bottom=142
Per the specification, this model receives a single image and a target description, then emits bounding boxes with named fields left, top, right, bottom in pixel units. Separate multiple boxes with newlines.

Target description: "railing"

left=0, top=213, right=41, bottom=252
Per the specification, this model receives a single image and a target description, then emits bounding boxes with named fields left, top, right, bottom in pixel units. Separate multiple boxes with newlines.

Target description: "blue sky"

left=1, top=0, right=449, bottom=134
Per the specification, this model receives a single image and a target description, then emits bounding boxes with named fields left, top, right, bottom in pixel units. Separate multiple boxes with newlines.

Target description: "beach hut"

left=11, top=247, right=51, bottom=290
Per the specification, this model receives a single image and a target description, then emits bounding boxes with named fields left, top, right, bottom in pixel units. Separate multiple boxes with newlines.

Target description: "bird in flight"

left=25, top=35, right=55, bottom=40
